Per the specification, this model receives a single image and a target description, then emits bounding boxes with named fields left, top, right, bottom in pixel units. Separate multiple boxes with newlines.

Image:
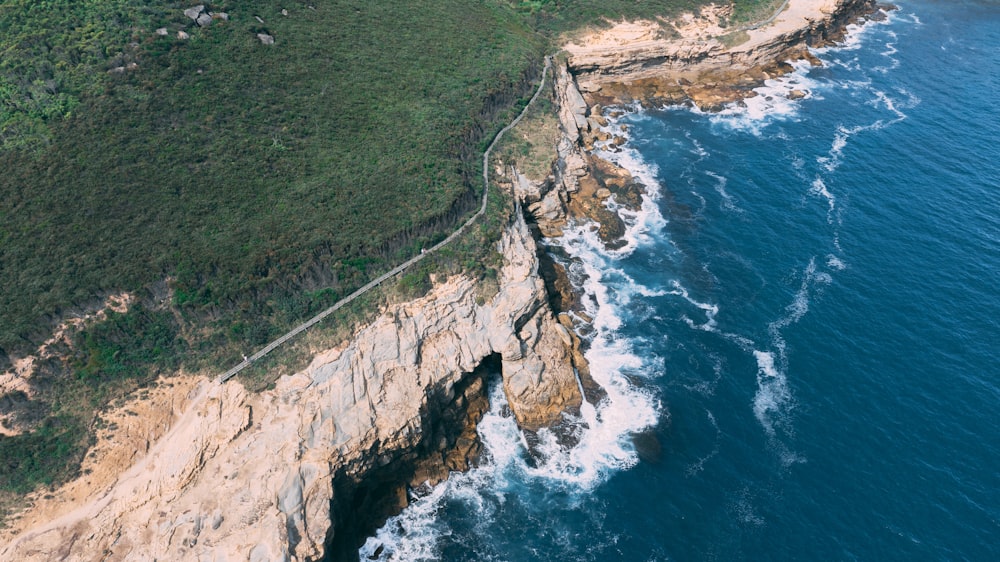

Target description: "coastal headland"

left=0, top=1, right=886, bottom=559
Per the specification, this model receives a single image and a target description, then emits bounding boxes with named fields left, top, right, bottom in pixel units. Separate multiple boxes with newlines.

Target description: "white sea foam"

left=816, top=8, right=893, bottom=56
left=690, top=191, right=707, bottom=215
left=733, top=488, right=766, bottom=527
left=590, top=138, right=668, bottom=257
left=668, top=280, right=719, bottom=332
left=359, top=475, right=450, bottom=561
left=703, top=58, right=822, bottom=135
left=689, top=135, right=708, bottom=158
left=751, top=349, right=789, bottom=438
left=706, top=170, right=743, bottom=213
left=538, top=241, right=662, bottom=488
left=817, top=86, right=917, bottom=178
left=874, top=39, right=900, bottom=74
left=826, top=254, right=847, bottom=271
left=752, top=257, right=831, bottom=443
left=686, top=409, right=721, bottom=476
left=363, top=133, right=670, bottom=559
left=810, top=176, right=837, bottom=221
left=526, top=124, right=668, bottom=484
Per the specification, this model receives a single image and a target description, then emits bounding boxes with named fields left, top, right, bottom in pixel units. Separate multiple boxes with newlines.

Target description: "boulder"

left=183, top=5, right=205, bottom=21
left=257, top=33, right=275, bottom=45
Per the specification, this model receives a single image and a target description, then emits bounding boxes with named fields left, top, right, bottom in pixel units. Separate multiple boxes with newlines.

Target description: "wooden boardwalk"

left=219, top=56, right=553, bottom=383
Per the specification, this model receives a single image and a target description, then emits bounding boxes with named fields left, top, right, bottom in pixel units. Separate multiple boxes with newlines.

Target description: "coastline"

left=518, top=0, right=886, bottom=337
left=0, top=1, right=888, bottom=559
left=565, top=0, right=882, bottom=110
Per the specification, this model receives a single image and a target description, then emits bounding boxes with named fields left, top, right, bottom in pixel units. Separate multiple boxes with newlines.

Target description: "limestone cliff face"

left=0, top=213, right=582, bottom=562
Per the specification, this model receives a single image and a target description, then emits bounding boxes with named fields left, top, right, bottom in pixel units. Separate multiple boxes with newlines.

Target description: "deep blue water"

left=362, top=2, right=1000, bottom=560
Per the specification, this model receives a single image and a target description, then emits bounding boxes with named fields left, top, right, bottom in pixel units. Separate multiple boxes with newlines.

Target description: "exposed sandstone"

left=564, top=0, right=880, bottom=109
left=0, top=213, right=582, bottom=561
left=0, top=2, right=882, bottom=558
left=0, top=293, right=134, bottom=437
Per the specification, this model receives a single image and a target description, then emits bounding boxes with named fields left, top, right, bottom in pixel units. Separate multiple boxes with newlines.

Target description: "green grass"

left=0, top=415, right=86, bottom=495
left=0, top=0, right=545, bottom=502
left=0, top=0, right=546, bottom=357
left=730, top=0, right=787, bottom=26
left=513, top=0, right=711, bottom=33
left=1, top=0, right=727, bottom=507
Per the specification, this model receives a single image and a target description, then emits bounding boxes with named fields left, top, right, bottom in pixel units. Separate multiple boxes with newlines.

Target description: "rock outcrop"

left=1, top=2, right=885, bottom=559
left=565, top=0, right=880, bottom=109
left=518, top=62, right=644, bottom=251
left=0, top=212, right=582, bottom=561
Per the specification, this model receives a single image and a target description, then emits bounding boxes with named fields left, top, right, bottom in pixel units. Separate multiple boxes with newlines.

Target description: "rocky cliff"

left=0, top=212, right=583, bottom=561
left=1, top=2, right=888, bottom=559
left=565, top=0, right=880, bottom=109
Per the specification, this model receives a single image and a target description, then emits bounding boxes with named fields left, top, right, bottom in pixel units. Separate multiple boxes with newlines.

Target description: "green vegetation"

left=495, top=91, right=562, bottom=182
left=0, top=1, right=544, bottom=362
left=0, top=0, right=168, bottom=150
left=511, top=0, right=709, bottom=33
left=730, top=0, right=787, bottom=26
left=0, top=416, right=85, bottom=494
left=6, top=0, right=806, bottom=511
left=0, top=0, right=546, bottom=509
left=74, top=306, right=186, bottom=382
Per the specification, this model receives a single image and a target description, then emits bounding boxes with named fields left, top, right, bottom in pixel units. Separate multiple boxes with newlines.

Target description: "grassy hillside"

left=513, top=0, right=710, bottom=31
left=0, top=0, right=547, bottom=504
left=4, top=0, right=788, bottom=509
left=1, top=1, right=543, bottom=359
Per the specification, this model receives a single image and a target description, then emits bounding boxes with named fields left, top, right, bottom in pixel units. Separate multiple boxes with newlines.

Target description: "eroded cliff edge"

left=565, top=0, right=881, bottom=110
left=0, top=1, right=889, bottom=560
left=0, top=211, right=583, bottom=561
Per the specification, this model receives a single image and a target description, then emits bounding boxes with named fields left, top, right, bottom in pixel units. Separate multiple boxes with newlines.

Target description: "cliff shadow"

left=321, top=353, right=502, bottom=562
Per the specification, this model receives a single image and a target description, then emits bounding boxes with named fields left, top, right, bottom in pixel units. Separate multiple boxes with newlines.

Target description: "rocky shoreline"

left=565, top=0, right=886, bottom=111
left=0, top=1, right=889, bottom=560
left=0, top=208, right=586, bottom=560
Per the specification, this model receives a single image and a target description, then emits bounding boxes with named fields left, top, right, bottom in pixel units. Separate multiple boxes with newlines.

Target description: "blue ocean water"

left=362, top=2, right=1000, bottom=560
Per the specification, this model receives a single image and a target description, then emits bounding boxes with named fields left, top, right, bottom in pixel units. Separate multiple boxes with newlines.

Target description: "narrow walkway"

left=219, top=56, right=553, bottom=383
left=738, top=0, right=791, bottom=32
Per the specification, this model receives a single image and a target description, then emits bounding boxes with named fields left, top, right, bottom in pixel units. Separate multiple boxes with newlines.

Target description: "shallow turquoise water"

left=362, top=2, right=1000, bottom=560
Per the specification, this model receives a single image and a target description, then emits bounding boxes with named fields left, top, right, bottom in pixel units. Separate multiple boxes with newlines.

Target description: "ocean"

left=361, top=2, right=1000, bottom=560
